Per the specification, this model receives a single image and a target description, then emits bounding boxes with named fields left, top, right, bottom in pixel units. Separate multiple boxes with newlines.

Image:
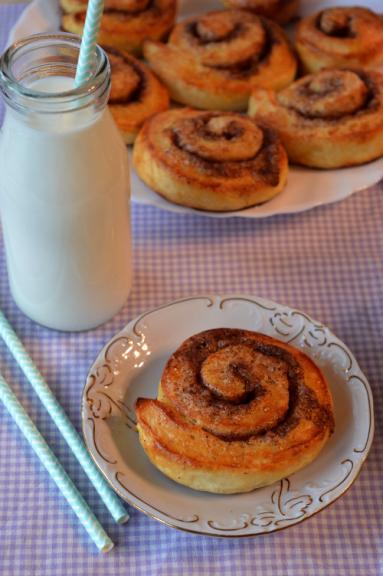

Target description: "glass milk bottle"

left=0, top=33, right=132, bottom=331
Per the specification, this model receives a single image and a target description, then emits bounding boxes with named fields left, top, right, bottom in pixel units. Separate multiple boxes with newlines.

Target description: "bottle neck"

left=0, top=33, right=110, bottom=118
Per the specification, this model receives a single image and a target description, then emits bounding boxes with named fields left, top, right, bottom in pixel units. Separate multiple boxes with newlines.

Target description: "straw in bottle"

left=75, top=0, right=105, bottom=87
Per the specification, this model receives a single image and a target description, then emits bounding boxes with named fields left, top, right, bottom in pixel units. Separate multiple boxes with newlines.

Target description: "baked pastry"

left=60, top=0, right=151, bottom=13
left=106, top=48, right=169, bottom=144
left=221, top=0, right=299, bottom=25
left=133, top=108, right=288, bottom=211
left=248, top=68, right=383, bottom=169
left=296, top=6, right=383, bottom=73
left=143, top=10, right=297, bottom=111
left=61, top=0, right=177, bottom=55
left=136, top=328, right=335, bottom=494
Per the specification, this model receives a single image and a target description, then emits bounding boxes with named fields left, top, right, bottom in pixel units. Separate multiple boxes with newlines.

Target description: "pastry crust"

left=248, top=68, right=383, bottom=169
left=136, top=329, right=335, bottom=494
left=61, top=0, right=177, bottom=55
left=143, top=10, right=297, bottom=111
left=133, top=108, right=288, bottom=212
left=222, top=0, right=299, bottom=25
left=60, top=0, right=152, bottom=13
left=106, top=48, right=169, bottom=144
left=296, top=6, right=383, bottom=73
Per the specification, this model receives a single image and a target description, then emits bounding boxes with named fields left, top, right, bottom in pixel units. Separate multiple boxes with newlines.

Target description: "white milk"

left=0, top=75, right=132, bottom=330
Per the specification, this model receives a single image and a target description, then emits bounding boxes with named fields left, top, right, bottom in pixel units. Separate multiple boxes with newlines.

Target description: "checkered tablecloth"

left=0, top=4, right=382, bottom=575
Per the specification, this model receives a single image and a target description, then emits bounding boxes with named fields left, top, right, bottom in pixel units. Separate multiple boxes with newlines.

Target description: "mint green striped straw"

left=74, top=0, right=105, bottom=87
left=0, top=372, right=113, bottom=552
left=0, top=310, right=129, bottom=525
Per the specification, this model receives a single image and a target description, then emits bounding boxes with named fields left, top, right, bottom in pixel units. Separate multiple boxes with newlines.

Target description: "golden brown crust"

left=143, top=10, right=297, bottom=111
left=136, top=329, right=335, bottom=494
left=60, top=0, right=151, bottom=13
left=248, top=68, right=383, bottom=169
left=61, top=0, right=177, bottom=55
left=295, top=6, right=383, bottom=73
left=105, top=48, right=169, bottom=144
left=222, top=0, right=299, bottom=25
left=133, top=108, right=288, bottom=211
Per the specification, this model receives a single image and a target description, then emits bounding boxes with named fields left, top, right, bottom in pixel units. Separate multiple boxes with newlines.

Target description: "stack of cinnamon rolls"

left=61, top=1, right=383, bottom=211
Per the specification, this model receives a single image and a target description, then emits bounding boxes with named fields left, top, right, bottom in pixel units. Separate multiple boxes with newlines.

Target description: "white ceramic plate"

left=9, top=0, right=383, bottom=219
left=82, top=295, right=374, bottom=536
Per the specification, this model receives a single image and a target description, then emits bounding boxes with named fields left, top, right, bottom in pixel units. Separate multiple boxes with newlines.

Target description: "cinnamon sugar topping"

left=160, top=329, right=334, bottom=441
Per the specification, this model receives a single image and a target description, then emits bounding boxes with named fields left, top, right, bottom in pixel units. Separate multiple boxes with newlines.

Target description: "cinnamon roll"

left=222, top=0, right=299, bottom=25
left=296, top=6, right=383, bottom=73
left=60, top=0, right=149, bottom=13
left=143, top=10, right=297, bottom=111
left=61, top=0, right=177, bottom=55
left=133, top=108, right=288, bottom=211
left=248, top=68, right=383, bottom=169
left=106, top=48, right=169, bottom=144
left=136, top=329, right=335, bottom=494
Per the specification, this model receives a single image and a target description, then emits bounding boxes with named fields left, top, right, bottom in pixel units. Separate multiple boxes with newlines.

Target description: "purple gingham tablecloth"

left=0, top=5, right=382, bottom=575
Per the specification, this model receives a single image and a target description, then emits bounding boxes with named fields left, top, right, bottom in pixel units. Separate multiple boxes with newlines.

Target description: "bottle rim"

left=0, top=32, right=110, bottom=114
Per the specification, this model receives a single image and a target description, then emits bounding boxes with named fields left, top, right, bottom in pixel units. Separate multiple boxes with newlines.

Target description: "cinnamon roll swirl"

left=61, top=0, right=177, bottom=55
left=248, top=68, right=383, bottom=169
left=136, top=329, right=335, bottom=494
left=106, top=48, right=169, bottom=144
left=143, top=10, right=297, bottom=111
left=133, top=108, right=288, bottom=211
left=222, top=0, right=299, bottom=25
left=296, top=6, right=383, bottom=73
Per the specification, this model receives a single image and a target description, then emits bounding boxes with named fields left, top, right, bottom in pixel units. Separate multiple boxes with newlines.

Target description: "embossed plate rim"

left=81, top=295, right=374, bottom=537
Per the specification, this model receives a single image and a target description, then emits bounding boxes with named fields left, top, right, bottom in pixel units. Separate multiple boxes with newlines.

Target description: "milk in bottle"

left=0, top=34, right=132, bottom=330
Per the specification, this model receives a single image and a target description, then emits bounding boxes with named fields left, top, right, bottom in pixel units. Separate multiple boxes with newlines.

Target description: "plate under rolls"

left=81, top=295, right=374, bottom=536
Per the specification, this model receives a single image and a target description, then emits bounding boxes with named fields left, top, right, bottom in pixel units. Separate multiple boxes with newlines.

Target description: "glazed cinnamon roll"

left=106, top=48, right=169, bottom=144
left=133, top=108, right=288, bottom=211
left=248, top=68, right=383, bottom=169
left=136, top=329, right=335, bottom=494
left=222, top=0, right=299, bottom=25
left=143, top=10, right=297, bottom=111
left=61, top=0, right=177, bottom=55
left=296, top=6, right=383, bottom=73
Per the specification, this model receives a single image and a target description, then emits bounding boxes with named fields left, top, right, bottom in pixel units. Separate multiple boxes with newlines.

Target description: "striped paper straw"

left=74, top=0, right=105, bottom=87
left=0, top=310, right=129, bottom=525
left=0, top=372, right=113, bottom=553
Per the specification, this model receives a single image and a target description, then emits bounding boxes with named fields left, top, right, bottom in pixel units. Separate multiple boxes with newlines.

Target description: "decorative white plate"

left=82, top=295, right=374, bottom=536
left=9, top=0, right=383, bottom=219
